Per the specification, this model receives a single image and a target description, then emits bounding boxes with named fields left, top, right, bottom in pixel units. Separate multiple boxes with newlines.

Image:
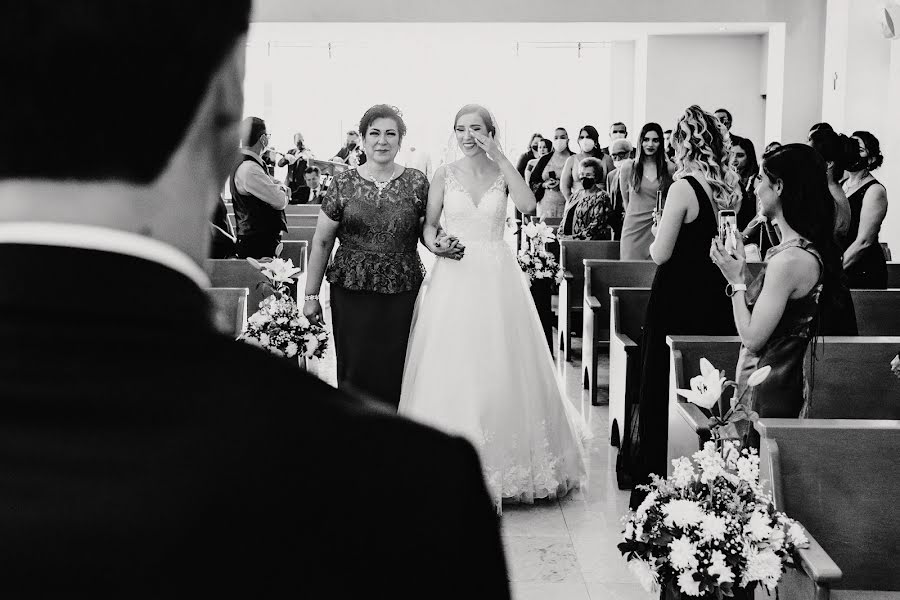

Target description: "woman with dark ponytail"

left=842, top=131, right=889, bottom=288
left=710, top=144, right=847, bottom=447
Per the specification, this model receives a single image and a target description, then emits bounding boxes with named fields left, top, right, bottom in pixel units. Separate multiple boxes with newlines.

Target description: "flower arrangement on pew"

left=677, top=358, right=772, bottom=446
left=618, top=441, right=810, bottom=598
left=238, top=258, right=329, bottom=360
left=517, top=221, right=563, bottom=284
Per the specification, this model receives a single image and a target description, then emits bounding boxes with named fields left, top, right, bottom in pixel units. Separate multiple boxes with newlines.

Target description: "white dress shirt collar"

left=0, top=222, right=210, bottom=288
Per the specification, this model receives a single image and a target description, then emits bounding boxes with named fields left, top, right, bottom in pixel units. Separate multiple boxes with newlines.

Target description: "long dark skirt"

left=330, top=284, right=419, bottom=410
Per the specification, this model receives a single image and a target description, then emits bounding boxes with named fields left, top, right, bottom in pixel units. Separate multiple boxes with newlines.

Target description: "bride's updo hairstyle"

left=671, top=105, right=741, bottom=210
left=454, top=104, right=497, bottom=136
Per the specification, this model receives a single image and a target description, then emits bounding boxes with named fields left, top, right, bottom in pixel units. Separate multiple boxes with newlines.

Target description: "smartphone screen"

left=718, top=210, right=737, bottom=254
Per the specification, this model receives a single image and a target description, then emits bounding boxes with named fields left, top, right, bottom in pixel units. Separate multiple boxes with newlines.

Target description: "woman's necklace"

left=367, top=164, right=397, bottom=194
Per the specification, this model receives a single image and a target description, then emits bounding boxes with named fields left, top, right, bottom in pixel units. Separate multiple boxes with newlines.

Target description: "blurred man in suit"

left=0, top=2, right=509, bottom=597
left=290, top=167, right=327, bottom=205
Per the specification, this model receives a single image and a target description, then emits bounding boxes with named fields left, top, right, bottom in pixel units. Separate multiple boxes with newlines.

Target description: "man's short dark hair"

left=242, top=117, right=267, bottom=147
left=610, top=122, right=627, bottom=132
left=0, top=1, right=252, bottom=183
left=714, top=108, right=733, bottom=122
left=664, top=129, right=672, bottom=134
left=304, top=166, right=321, bottom=176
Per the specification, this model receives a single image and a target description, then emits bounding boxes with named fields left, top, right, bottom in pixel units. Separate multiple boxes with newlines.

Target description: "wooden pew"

left=888, top=261, right=900, bottom=288
left=667, top=335, right=900, bottom=468
left=608, top=287, right=651, bottom=446
left=225, top=203, right=320, bottom=216
left=204, top=259, right=275, bottom=315
left=557, top=241, right=620, bottom=362
left=581, top=260, right=657, bottom=405
left=757, top=419, right=900, bottom=599
left=207, top=287, right=248, bottom=338
left=286, top=214, right=319, bottom=228
left=278, top=240, right=308, bottom=273
left=852, top=288, right=900, bottom=335
left=284, top=226, right=317, bottom=245
left=541, top=216, right=562, bottom=227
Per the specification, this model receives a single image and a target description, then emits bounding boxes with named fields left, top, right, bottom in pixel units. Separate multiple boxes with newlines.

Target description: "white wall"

left=644, top=34, right=766, bottom=152
left=822, top=0, right=899, bottom=254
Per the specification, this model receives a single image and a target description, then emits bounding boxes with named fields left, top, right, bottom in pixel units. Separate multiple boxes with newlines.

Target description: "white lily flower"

left=261, top=258, right=302, bottom=283
left=747, top=365, right=772, bottom=387
left=676, top=357, right=725, bottom=410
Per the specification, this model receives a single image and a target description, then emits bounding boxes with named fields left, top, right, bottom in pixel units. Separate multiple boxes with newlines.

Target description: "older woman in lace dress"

left=303, top=105, right=462, bottom=409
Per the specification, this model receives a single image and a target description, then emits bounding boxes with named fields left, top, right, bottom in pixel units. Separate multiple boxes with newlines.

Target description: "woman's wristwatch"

left=304, top=294, right=320, bottom=302
left=725, top=283, right=747, bottom=297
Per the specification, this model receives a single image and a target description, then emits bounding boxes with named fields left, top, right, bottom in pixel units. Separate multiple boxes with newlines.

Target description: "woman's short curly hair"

left=359, top=104, right=407, bottom=141
left=579, top=157, right=605, bottom=174
left=852, top=130, right=884, bottom=171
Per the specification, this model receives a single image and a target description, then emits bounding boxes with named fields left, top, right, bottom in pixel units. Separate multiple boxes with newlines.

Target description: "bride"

left=398, top=104, right=588, bottom=509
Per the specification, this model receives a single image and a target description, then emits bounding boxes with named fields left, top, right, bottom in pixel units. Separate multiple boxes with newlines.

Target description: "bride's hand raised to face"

left=470, top=129, right=506, bottom=163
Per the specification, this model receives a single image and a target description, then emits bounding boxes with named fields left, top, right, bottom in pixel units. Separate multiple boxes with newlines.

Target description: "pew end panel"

left=582, top=292, right=604, bottom=406
left=204, top=259, right=278, bottom=315
left=608, top=287, right=651, bottom=446
left=850, top=289, right=900, bottom=336
left=887, top=262, right=900, bottom=288
left=758, top=419, right=900, bottom=597
left=557, top=240, right=620, bottom=362
left=206, top=287, right=249, bottom=339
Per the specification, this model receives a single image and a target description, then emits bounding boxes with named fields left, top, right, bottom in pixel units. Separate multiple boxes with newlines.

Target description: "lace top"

left=442, top=165, right=509, bottom=244
left=321, top=168, right=429, bottom=294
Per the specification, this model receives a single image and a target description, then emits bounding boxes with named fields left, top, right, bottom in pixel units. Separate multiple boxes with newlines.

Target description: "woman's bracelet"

left=304, top=294, right=320, bottom=302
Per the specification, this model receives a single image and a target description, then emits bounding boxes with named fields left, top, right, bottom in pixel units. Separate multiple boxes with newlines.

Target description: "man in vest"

left=230, top=117, right=289, bottom=258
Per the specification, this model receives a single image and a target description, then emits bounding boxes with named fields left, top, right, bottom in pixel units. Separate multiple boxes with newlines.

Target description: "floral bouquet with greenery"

left=517, top=221, right=563, bottom=284
left=238, top=258, right=329, bottom=360
left=618, top=442, right=810, bottom=598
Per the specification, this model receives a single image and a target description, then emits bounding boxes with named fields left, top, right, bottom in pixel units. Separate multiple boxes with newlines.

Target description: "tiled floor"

left=306, top=287, right=651, bottom=599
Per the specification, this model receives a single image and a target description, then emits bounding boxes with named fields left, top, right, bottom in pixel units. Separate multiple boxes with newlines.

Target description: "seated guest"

left=710, top=144, right=846, bottom=447
left=331, top=129, right=367, bottom=167
left=278, top=131, right=314, bottom=202
left=0, top=3, right=509, bottom=597
left=842, top=130, right=889, bottom=289
left=209, top=194, right=236, bottom=258
left=291, top=166, right=327, bottom=205
left=231, top=117, right=289, bottom=258
left=559, top=158, right=613, bottom=240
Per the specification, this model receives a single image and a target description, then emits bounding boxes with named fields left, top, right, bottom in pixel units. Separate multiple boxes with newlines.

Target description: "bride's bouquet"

left=618, top=442, right=810, bottom=598
left=517, top=221, right=563, bottom=284
left=238, top=258, right=329, bottom=360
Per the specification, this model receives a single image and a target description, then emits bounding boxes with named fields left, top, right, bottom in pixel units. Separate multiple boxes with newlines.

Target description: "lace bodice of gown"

left=443, top=165, right=508, bottom=244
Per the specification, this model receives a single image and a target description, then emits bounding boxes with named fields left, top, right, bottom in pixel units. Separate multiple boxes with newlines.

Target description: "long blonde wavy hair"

left=671, top=105, right=741, bottom=210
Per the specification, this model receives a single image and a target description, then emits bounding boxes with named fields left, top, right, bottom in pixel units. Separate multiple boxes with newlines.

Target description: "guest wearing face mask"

left=516, top=133, right=544, bottom=178
left=842, top=131, right=889, bottom=289
left=561, top=125, right=613, bottom=201
left=602, top=122, right=629, bottom=156
left=525, top=138, right=552, bottom=184
left=559, top=158, right=614, bottom=241
left=606, top=138, right=634, bottom=239
left=529, top=128, right=573, bottom=219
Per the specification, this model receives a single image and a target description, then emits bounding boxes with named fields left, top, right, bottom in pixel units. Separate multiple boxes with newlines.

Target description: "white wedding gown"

left=399, top=165, right=588, bottom=509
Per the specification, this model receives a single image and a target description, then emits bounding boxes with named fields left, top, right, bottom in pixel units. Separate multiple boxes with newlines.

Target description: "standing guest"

left=561, top=125, right=613, bottom=201
left=764, top=141, right=782, bottom=154
left=842, top=131, right=889, bottom=288
left=331, top=129, right=367, bottom=167
left=618, top=122, right=676, bottom=259
left=808, top=128, right=859, bottom=244
left=664, top=129, right=676, bottom=160
left=516, top=133, right=544, bottom=178
left=230, top=117, right=289, bottom=259
left=808, top=122, right=834, bottom=141
left=525, top=137, right=552, bottom=183
left=619, top=106, right=741, bottom=502
left=731, top=136, right=760, bottom=230
left=714, top=107, right=746, bottom=148
left=291, top=166, right=326, bottom=205
left=278, top=131, right=314, bottom=202
left=602, top=122, right=629, bottom=155
left=209, top=194, right=236, bottom=258
left=606, top=138, right=634, bottom=238
left=0, top=3, right=509, bottom=597
left=303, top=105, right=463, bottom=408
left=711, top=144, right=847, bottom=448
left=559, top=158, right=614, bottom=240
left=530, top=127, right=573, bottom=219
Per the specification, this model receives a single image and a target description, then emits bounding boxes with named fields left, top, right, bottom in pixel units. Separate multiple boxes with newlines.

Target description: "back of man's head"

left=241, top=117, right=268, bottom=148
left=0, top=1, right=252, bottom=184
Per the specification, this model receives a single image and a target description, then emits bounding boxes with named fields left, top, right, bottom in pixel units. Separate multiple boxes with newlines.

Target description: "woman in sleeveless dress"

left=842, top=131, right=888, bottom=289
left=618, top=106, right=740, bottom=506
left=711, top=144, right=847, bottom=448
left=399, top=105, right=588, bottom=510
left=619, top=123, right=676, bottom=259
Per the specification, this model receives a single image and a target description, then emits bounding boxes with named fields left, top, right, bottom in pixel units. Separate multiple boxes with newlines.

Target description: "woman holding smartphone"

left=710, top=144, right=844, bottom=447
left=528, top=127, right=573, bottom=219
left=618, top=106, right=741, bottom=505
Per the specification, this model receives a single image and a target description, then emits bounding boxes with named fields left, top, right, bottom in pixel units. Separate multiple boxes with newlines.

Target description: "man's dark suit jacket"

left=289, top=186, right=326, bottom=205
left=0, top=243, right=509, bottom=598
